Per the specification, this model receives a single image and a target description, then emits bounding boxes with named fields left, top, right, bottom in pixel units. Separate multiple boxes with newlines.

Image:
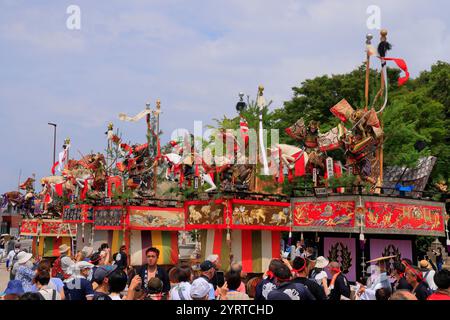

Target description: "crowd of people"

left=1, top=238, right=449, bottom=301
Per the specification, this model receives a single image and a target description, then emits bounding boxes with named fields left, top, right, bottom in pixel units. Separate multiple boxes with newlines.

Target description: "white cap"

left=75, top=261, right=94, bottom=271
left=190, top=278, right=211, bottom=299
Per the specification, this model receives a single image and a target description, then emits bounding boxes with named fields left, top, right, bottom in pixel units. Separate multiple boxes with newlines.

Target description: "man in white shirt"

left=419, top=260, right=437, bottom=291
left=35, top=270, right=61, bottom=300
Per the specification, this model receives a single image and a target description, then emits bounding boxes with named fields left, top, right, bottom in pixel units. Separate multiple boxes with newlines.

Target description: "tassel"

left=359, top=233, right=365, bottom=250
left=447, top=239, right=450, bottom=254
left=226, top=230, right=230, bottom=241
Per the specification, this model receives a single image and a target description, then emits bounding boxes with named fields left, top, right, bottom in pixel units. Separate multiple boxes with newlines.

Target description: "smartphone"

left=216, top=271, right=225, bottom=288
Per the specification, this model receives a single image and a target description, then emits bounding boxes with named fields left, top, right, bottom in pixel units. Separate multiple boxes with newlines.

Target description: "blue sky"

left=0, top=0, right=449, bottom=192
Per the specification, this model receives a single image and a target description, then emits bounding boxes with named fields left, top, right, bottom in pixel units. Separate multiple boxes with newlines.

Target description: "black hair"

left=292, top=257, right=307, bottom=271
left=176, top=264, right=192, bottom=283
left=273, top=264, right=291, bottom=282
left=225, top=271, right=242, bottom=291
left=147, top=277, right=163, bottom=294
left=34, top=270, right=50, bottom=286
left=145, top=247, right=160, bottom=257
left=107, top=269, right=128, bottom=293
left=99, top=243, right=109, bottom=251
left=433, top=269, right=450, bottom=290
left=375, top=288, right=391, bottom=300
left=90, top=252, right=101, bottom=266
left=19, top=292, right=43, bottom=300
left=268, top=259, right=285, bottom=273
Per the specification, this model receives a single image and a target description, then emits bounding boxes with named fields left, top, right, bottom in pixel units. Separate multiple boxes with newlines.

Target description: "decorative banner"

left=94, top=206, right=124, bottom=230
left=292, top=199, right=356, bottom=232
left=40, top=220, right=76, bottom=237
left=369, top=238, right=412, bottom=273
left=127, top=206, right=184, bottom=230
left=200, top=229, right=281, bottom=273
left=63, top=205, right=94, bottom=223
left=129, top=230, right=178, bottom=266
left=324, top=237, right=356, bottom=282
left=230, top=199, right=290, bottom=231
left=365, top=201, right=445, bottom=236
left=20, top=219, right=38, bottom=236
left=184, top=200, right=227, bottom=230
left=20, top=219, right=76, bottom=237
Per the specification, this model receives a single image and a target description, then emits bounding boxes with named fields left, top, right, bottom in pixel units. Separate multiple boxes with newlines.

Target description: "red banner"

left=20, top=219, right=76, bottom=237
left=293, top=201, right=356, bottom=232
left=20, top=219, right=39, bottom=236
left=184, top=200, right=228, bottom=230
left=365, top=201, right=445, bottom=235
left=230, top=199, right=290, bottom=231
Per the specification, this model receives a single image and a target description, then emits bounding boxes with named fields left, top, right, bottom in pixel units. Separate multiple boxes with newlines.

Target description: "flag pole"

left=153, top=99, right=161, bottom=195
left=364, top=33, right=373, bottom=109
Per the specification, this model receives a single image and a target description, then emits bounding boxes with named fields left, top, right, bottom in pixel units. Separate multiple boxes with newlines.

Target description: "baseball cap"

left=200, top=260, right=215, bottom=272
left=93, top=265, right=118, bottom=283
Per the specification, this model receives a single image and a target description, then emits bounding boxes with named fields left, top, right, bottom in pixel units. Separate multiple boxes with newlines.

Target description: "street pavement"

left=0, top=262, right=10, bottom=293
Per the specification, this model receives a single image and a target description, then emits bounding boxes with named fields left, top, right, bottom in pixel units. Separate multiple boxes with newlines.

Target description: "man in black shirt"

left=113, top=245, right=128, bottom=271
left=291, top=256, right=327, bottom=300
left=328, top=261, right=350, bottom=301
left=92, top=265, right=117, bottom=300
left=267, top=264, right=315, bottom=301
left=255, top=259, right=284, bottom=300
left=392, top=261, right=413, bottom=291
left=405, top=265, right=432, bottom=300
left=137, top=247, right=170, bottom=293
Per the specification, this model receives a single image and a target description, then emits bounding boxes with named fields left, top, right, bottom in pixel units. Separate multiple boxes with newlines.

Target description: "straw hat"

left=16, top=251, right=33, bottom=264
left=367, top=255, right=397, bottom=263
left=314, top=256, right=329, bottom=269
left=419, top=260, right=432, bottom=270
left=59, top=244, right=70, bottom=254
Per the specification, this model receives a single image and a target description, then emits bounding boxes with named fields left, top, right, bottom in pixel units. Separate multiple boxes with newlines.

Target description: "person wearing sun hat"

left=358, top=255, right=394, bottom=300
left=14, top=251, right=35, bottom=293
left=309, top=256, right=330, bottom=295
left=419, top=259, right=437, bottom=290
left=52, top=244, right=74, bottom=280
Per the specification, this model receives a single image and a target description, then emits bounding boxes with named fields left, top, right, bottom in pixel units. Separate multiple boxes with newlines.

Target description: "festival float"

left=2, top=29, right=448, bottom=279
